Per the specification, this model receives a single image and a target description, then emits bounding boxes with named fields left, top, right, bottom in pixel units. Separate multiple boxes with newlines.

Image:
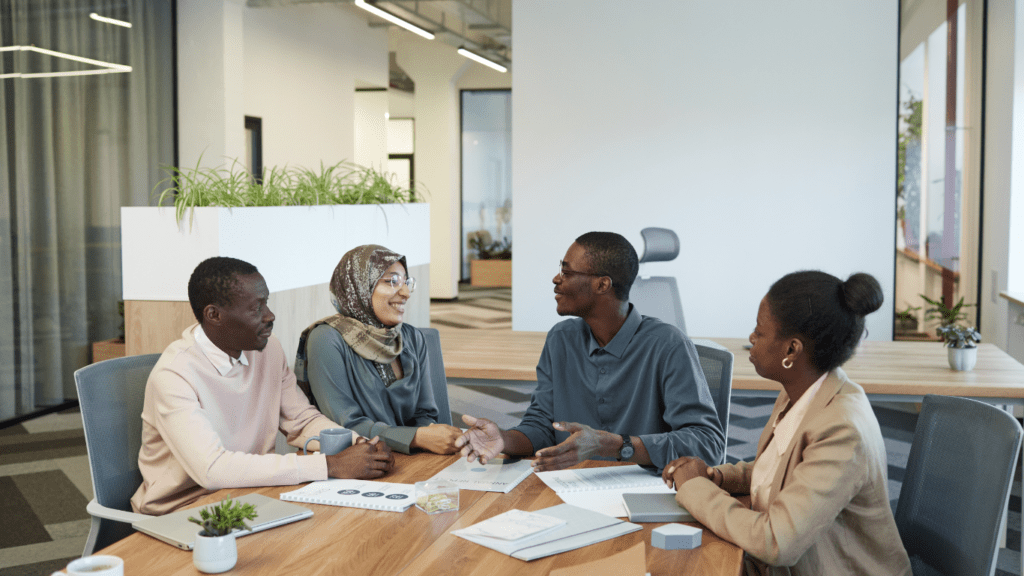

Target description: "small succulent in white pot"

left=189, top=496, right=257, bottom=574
left=936, top=325, right=981, bottom=371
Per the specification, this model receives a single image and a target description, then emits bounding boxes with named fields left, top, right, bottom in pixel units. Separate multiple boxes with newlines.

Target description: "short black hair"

left=574, top=232, right=639, bottom=301
left=188, top=257, right=260, bottom=323
left=766, top=271, right=883, bottom=372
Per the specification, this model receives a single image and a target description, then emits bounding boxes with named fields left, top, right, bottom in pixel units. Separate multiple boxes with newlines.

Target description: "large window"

left=460, top=89, right=512, bottom=280
left=895, top=0, right=983, bottom=339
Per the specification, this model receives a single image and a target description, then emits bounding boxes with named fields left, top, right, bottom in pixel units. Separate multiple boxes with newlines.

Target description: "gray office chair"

left=894, top=394, right=1023, bottom=576
left=75, top=353, right=161, bottom=556
left=420, top=327, right=454, bottom=425
left=692, top=340, right=733, bottom=464
left=629, top=227, right=687, bottom=335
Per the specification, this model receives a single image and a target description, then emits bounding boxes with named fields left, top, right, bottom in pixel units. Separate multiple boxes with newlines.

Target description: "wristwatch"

left=617, top=434, right=634, bottom=461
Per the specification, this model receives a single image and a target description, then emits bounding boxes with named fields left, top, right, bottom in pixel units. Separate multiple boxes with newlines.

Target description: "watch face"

left=621, top=445, right=635, bottom=459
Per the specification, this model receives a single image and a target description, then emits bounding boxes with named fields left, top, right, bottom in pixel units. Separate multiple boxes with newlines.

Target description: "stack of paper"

left=453, top=504, right=641, bottom=561
left=535, top=465, right=675, bottom=518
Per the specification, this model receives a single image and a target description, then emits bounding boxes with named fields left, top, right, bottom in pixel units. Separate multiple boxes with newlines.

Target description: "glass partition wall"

left=895, top=0, right=983, bottom=339
left=0, top=0, right=175, bottom=421
left=460, top=89, right=512, bottom=282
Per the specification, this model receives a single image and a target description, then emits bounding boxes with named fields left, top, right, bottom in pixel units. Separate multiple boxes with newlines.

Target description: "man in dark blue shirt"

left=456, top=232, right=724, bottom=471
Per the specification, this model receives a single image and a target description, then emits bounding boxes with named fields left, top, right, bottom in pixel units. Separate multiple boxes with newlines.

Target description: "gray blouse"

left=304, top=323, right=440, bottom=453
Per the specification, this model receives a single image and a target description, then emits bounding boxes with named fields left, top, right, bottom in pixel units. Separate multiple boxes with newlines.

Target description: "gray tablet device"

left=621, top=492, right=695, bottom=523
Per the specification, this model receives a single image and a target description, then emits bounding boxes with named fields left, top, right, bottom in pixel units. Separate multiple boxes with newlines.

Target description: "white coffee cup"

left=303, top=427, right=353, bottom=456
left=63, top=555, right=124, bottom=576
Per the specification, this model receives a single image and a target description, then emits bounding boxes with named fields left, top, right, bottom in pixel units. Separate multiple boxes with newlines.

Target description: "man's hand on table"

left=455, top=415, right=505, bottom=464
left=662, top=456, right=719, bottom=490
left=326, top=436, right=394, bottom=479
left=531, top=422, right=621, bottom=472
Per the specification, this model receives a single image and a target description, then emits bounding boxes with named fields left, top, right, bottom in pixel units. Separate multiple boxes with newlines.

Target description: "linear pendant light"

left=89, top=12, right=132, bottom=28
left=0, top=45, right=132, bottom=79
left=354, top=0, right=434, bottom=40
left=457, top=47, right=507, bottom=73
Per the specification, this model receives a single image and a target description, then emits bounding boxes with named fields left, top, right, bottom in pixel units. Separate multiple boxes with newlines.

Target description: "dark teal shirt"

left=512, top=306, right=725, bottom=469
left=305, top=323, right=440, bottom=454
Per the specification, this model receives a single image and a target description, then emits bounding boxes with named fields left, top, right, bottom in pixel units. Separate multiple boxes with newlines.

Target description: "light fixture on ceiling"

left=457, top=47, right=507, bottom=73
left=354, top=0, right=434, bottom=40
left=0, top=45, right=132, bottom=79
left=89, top=12, right=132, bottom=28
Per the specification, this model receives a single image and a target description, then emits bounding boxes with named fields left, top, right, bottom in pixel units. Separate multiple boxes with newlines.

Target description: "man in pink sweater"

left=132, top=257, right=394, bottom=515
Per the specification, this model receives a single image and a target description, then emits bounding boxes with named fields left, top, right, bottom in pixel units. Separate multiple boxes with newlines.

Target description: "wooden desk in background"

left=99, top=455, right=742, bottom=575
left=436, top=328, right=1024, bottom=402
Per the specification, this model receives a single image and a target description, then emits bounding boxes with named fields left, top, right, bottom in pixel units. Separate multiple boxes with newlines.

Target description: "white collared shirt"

left=749, top=371, right=829, bottom=512
left=193, top=324, right=249, bottom=376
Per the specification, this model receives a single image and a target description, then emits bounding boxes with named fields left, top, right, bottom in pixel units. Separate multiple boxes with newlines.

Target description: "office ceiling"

left=245, top=0, right=512, bottom=67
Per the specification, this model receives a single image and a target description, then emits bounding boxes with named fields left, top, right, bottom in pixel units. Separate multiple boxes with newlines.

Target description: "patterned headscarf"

left=295, top=245, right=410, bottom=395
left=330, top=244, right=408, bottom=328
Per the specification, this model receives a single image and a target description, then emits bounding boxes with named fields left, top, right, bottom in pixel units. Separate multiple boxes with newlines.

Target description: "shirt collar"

left=770, top=371, right=828, bottom=453
left=587, top=304, right=642, bottom=358
left=194, top=324, right=249, bottom=376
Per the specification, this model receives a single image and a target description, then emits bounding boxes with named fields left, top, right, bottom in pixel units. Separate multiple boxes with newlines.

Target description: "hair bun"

left=842, top=273, right=883, bottom=317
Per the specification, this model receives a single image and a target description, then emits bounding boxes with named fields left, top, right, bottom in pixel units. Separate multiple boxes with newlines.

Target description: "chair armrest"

left=86, top=499, right=150, bottom=524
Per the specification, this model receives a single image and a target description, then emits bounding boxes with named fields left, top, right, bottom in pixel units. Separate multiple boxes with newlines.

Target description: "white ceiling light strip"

left=457, top=47, right=507, bottom=73
left=354, top=0, right=434, bottom=40
left=0, top=45, right=131, bottom=79
left=89, top=13, right=132, bottom=28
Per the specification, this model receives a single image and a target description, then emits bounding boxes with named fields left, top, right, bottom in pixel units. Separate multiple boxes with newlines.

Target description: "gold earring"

left=782, top=358, right=793, bottom=369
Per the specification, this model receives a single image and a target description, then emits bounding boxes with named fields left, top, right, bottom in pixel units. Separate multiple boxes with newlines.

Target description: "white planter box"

left=121, top=204, right=431, bottom=356
left=122, top=204, right=430, bottom=300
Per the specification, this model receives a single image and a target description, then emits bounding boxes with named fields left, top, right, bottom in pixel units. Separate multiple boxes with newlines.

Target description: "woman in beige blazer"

left=664, top=271, right=911, bottom=576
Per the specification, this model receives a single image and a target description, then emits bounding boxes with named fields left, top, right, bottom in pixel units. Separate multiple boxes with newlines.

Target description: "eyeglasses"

left=379, top=272, right=416, bottom=292
left=557, top=261, right=609, bottom=282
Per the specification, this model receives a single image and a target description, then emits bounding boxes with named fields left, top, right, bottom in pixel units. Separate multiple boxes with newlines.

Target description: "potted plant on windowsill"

left=189, top=495, right=258, bottom=573
left=894, top=304, right=921, bottom=335
left=467, top=230, right=512, bottom=288
left=936, top=324, right=981, bottom=371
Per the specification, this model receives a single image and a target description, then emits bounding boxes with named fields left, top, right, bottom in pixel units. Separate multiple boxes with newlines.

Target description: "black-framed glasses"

left=379, top=272, right=416, bottom=292
left=557, top=261, right=610, bottom=282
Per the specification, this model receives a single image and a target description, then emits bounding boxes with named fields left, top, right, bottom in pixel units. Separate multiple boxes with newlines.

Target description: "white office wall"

left=393, top=32, right=511, bottom=299
left=1010, top=0, right=1024, bottom=294
left=178, top=1, right=387, bottom=170
left=512, top=1, right=899, bottom=340
left=981, top=0, right=1016, bottom=351
left=354, top=90, right=389, bottom=170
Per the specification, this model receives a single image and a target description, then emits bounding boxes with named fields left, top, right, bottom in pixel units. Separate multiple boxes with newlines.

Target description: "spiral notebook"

left=535, top=465, right=664, bottom=492
left=279, top=479, right=415, bottom=512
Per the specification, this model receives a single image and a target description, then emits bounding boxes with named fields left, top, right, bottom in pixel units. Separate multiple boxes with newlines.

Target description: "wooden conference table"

left=99, top=455, right=743, bottom=575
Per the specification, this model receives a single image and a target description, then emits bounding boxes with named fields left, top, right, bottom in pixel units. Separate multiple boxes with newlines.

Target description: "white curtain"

left=0, top=0, right=174, bottom=420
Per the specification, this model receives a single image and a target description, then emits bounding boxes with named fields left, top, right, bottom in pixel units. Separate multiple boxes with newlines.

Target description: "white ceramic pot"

left=947, top=346, right=978, bottom=371
left=193, top=532, right=237, bottom=573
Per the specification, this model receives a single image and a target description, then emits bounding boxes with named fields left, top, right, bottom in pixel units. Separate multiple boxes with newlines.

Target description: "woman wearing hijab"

left=663, top=271, right=911, bottom=576
left=295, top=244, right=463, bottom=455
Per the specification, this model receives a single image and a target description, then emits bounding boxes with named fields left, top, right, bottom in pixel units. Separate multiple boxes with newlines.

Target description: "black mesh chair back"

left=420, top=327, right=453, bottom=425
left=693, top=342, right=733, bottom=464
left=75, top=353, right=160, bottom=554
left=895, top=394, right=1023, bottom=576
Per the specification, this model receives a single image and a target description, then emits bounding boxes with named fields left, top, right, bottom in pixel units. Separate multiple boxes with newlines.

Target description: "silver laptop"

left=133, top=493, right=313, bottom=550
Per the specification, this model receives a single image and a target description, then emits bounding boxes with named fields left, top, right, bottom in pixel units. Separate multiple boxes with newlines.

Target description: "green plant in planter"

left=935, top=325, right=981, bottom=349
left=188, top=495, right=258, bottom=537
left=894, top=304, right=921, bottom=333
left=467, top=230, right=512, bottom=260
left=920, top=294, right=974, bottom=328
left=155, top=158, right=417, bottom=225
